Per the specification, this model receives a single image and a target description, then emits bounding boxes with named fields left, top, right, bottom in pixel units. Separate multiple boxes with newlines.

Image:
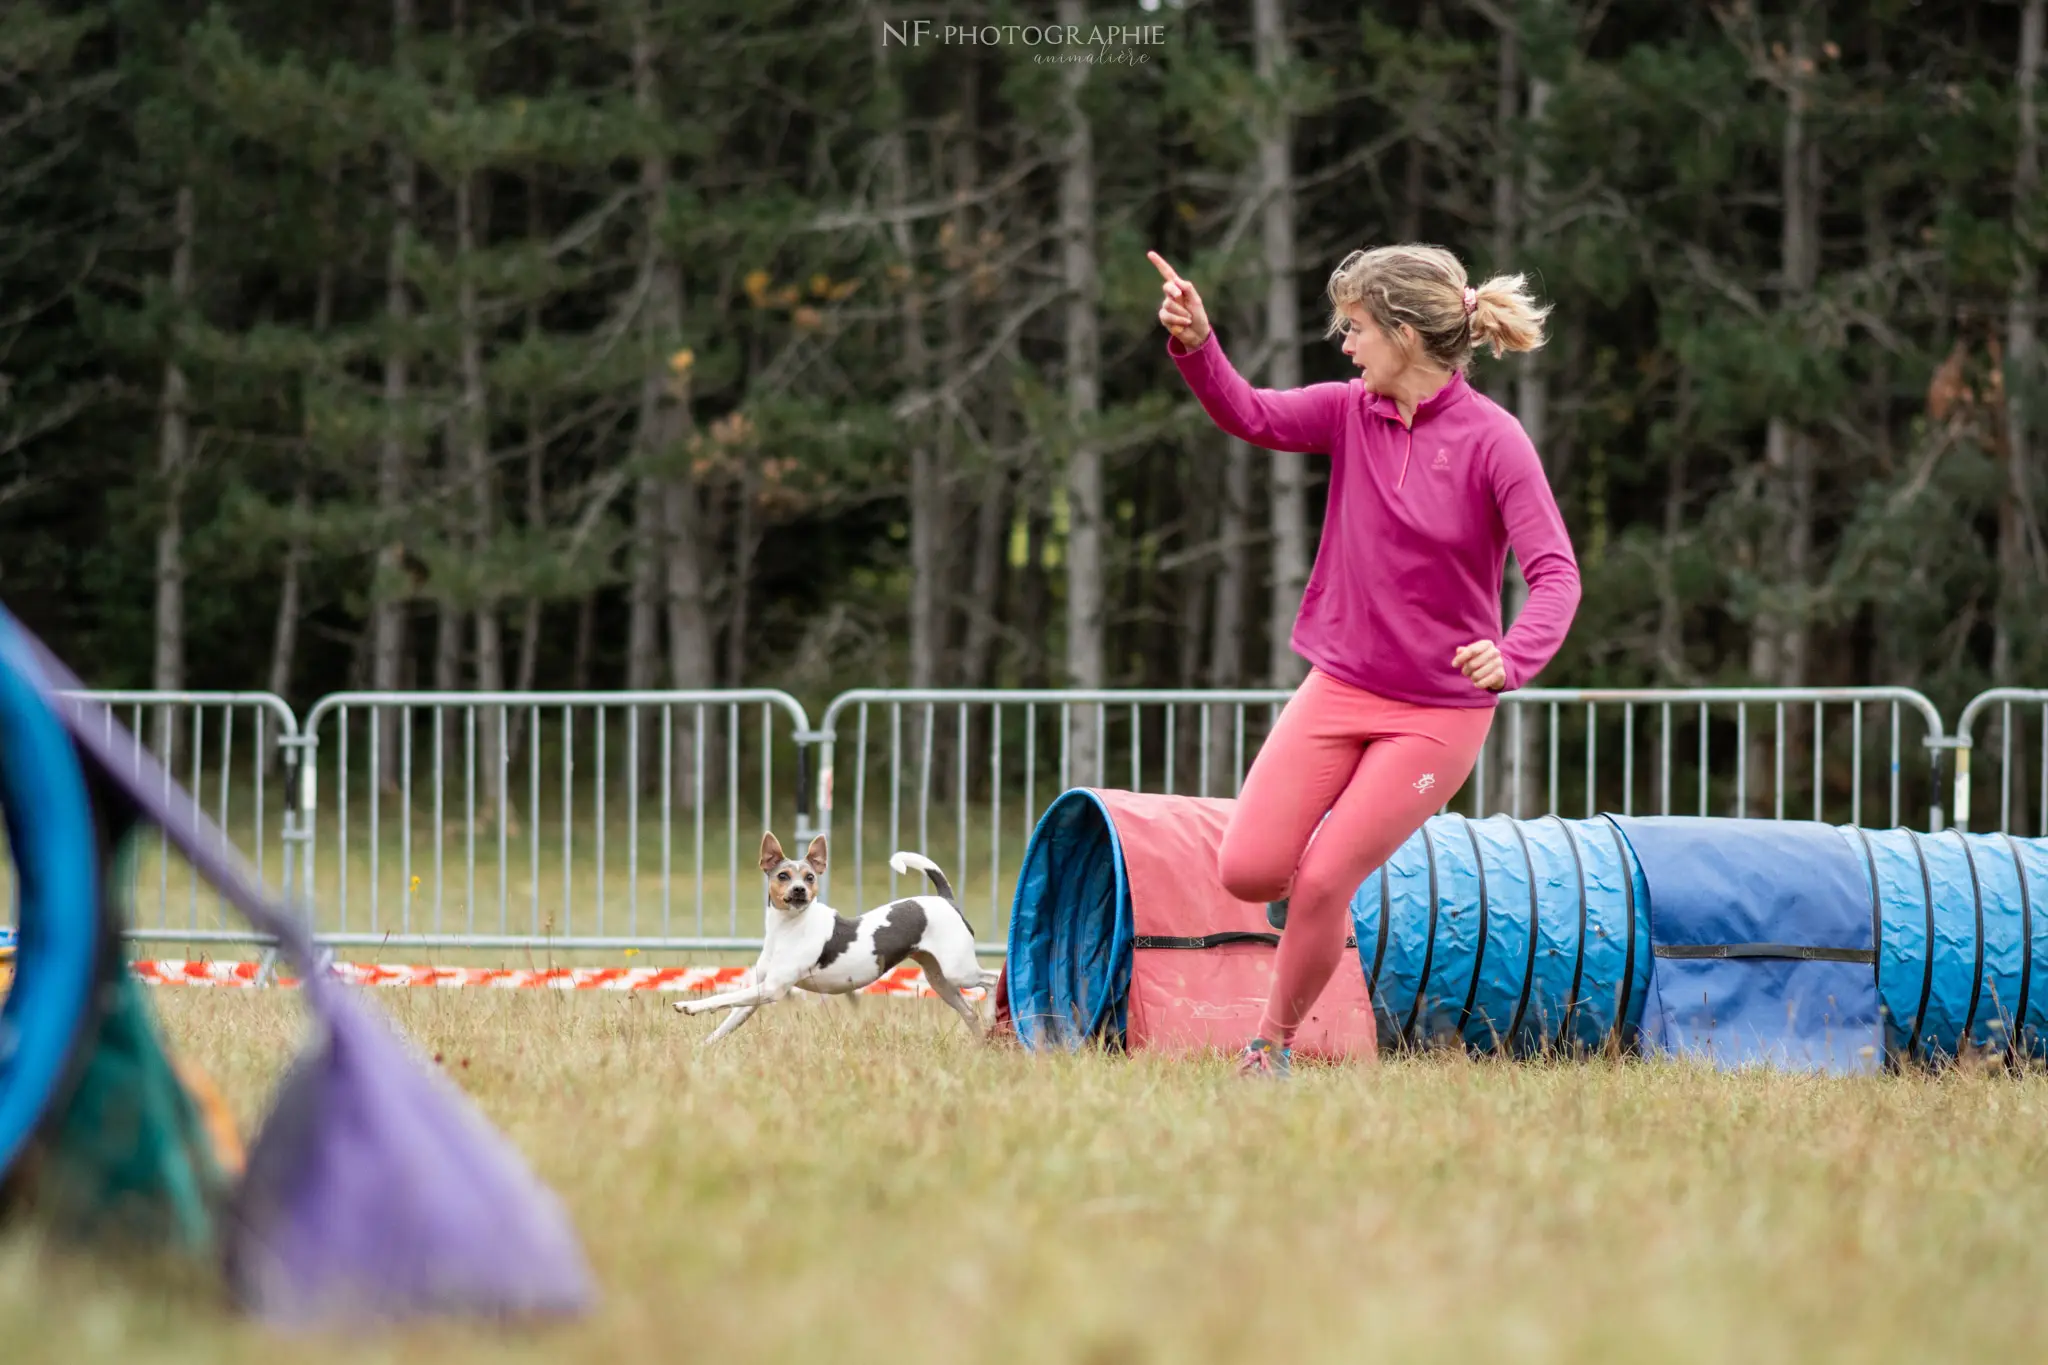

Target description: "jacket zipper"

left=1397, top=425, right=1413, bottom=490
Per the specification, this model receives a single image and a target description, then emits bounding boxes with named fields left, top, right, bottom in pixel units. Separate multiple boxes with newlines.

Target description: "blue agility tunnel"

left=1354, top=814, right=1650, bottom=1056
left=1854, top=827, right=2048, bottom=1061
left=1001, top=790, right=2048, bottom=1072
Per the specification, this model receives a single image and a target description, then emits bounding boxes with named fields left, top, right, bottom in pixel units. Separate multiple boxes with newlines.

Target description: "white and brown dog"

left=673, top=832, right=998, bottom=1046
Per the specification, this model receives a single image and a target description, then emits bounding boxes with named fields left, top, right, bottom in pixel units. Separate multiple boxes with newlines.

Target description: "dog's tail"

left=889, top=851, right=956, bottom=905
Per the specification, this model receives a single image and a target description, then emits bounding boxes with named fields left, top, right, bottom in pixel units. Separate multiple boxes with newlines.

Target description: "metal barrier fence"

left=1952, top=689, right=2048, bottom=834
left=297, top=691, right=813, bottom=951
left=50, top=692, right=305, bottom=944
left=811, top=686, right=1951, bottom=949
left=1474, top=687, right=1948, bottom=829
left=0, top=681, right=2006, bottom=956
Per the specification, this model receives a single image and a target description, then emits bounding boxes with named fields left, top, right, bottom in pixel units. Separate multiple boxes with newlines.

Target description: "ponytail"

left=1467, top=272, right=1550, bottom=358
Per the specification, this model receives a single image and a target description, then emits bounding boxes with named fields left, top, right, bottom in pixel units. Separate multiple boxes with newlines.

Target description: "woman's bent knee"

left=1216, top=839, right=1291, bottom=904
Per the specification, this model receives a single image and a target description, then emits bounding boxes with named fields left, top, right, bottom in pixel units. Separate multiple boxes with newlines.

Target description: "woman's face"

left=1338, top=301, right=1413, bottom=395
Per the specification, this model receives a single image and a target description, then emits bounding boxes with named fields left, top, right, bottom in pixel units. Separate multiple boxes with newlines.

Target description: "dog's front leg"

left=699, top=1004, right=759, bottom=1046
left=675, top=969, right=803, bottom=1018
left=673, top=983, right=770, bottom=1016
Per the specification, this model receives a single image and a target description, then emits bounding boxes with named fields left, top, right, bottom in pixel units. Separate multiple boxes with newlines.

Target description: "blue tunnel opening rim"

left=1004, top=788, right=1133, bottom=1050
left=0, top=613, right=103, bottom=1185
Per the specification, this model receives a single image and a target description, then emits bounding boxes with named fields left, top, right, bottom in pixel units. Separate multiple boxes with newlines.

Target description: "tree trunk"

left=1504, top=9, right=1553, bottom=816
left=1255, top=0, right=1307, bottom=689
left=628, top=479, right=664, bottom=692
left=723, top=464, right=756, bottom=687
left=631, top=4, right=715, bottom=807
left=1746, top=8, right=1822, bottom=814
left=435, top=600, right=462, bottom=690
left=1208, top=430, right=1252, bottom=794
left=663, top=479, right=712, bottom=691
left=571, top=589, right=595, bottom=692
left=508, top=177, right=546, bottom=776
left=1020, top=478, right=1052, bottom=690
left=454, top=171, right=507, bottom=822
left=960, top=468, right=1010, bottom=688
left=1058, top=0, right=1104, bottom=784
left=268, top=485, right=307, bottom=703
left=265, top=239, right=332, bottom=744
left=1401, top=0, right=1443, bottom=248
left=624, top=18, right=665, bottom=701
left=876, top=20, right=942, bottom=693
left=153, top=183, right=195, bottom=765
left=1656, top=386, right=1693, bottom=687
left=944, top=57, right=984, bottom=691
left=958, top=339, right=1016, bottom=692
left=1487, top=9, right=1521, bottom=408
left=370, top=0, right=416, bottom=791
left=1996, top=0, right=2046, bottom=687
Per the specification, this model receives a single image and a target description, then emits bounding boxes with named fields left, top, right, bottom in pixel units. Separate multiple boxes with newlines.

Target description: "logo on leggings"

left=1413, top=773, right=1437, bottom=793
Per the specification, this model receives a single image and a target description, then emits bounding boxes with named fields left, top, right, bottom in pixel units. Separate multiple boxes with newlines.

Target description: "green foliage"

left=0, top=0, right=2040, bottom=716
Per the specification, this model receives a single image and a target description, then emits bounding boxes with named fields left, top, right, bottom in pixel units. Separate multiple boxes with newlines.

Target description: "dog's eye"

left=777, top=870, right=790, bottom=880
left=804, top=872, right=815, bottom=882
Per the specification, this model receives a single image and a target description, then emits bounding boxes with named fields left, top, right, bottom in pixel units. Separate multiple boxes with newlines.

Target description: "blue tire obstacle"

left=1004, top=790, right=2048, bottom=1072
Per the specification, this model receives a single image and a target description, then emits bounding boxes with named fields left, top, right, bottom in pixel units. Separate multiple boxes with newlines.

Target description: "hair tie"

left=1462, top=286, right=1477, bottom=317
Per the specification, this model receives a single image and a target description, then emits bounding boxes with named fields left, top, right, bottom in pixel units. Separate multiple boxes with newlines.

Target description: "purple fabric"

left=225, top=975, right=594, bottom=1325
left=9, top=611, right=595, bottom=1326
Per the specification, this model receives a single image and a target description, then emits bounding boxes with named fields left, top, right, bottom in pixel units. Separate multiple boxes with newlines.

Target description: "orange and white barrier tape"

left=129, top=959, right=980, bottom=998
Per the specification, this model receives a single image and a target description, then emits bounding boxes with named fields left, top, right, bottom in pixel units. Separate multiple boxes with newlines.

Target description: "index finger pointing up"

left=1146, top=250, right=1184, bottom=286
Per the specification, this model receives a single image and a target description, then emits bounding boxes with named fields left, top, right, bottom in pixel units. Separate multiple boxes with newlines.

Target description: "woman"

left=1148, top=244, right=1581, bottom=1077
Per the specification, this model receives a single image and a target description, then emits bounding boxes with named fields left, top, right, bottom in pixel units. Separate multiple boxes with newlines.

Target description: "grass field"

left=4, top=988, right=2048, bottom=1364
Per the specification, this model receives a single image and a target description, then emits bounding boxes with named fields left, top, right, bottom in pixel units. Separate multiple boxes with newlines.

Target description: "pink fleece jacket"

left=1169, top=330, right=1581, bottom=707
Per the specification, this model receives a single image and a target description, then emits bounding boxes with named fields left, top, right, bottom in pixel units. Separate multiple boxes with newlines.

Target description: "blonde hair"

left=1324, top=243, right=1550, bottom=370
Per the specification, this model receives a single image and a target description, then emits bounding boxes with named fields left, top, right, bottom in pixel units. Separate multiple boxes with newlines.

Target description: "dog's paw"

left=673, top=999, right=697, bottom=1015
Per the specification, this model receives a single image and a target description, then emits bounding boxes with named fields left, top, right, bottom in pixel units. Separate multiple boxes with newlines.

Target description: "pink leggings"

left=1219, top=668, right=1494, bottom=1047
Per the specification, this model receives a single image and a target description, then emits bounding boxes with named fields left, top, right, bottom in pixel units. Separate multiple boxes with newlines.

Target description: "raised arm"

left=1167, top=331, right=1352, bottom=456
left=1150, top=249, right=1349, bottom=456
left=1488, top=426, right=1582, bottom=691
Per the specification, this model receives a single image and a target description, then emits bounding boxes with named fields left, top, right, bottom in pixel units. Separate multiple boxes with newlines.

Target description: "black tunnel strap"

left=1604, top=819, right=1639, bottom=1046
left=1954, top=830, right=1987, bottom=1045
left=1547, top=814, right=1590, bottom=1049
left=1853, top=826, right=1882, bottom=980
left=1904, top=830, right=1936, bottom=1061
left=1367, top=863, right=1392, bottom=993
left=2002, top=832, right=2034, bottom=1045
left=1454, top=814, right=1490, bottom=1039
left=1131, top=931, right=1357, bottom=951
left=1851, top=826, right=1890, bottom=1063
left=1401, top=820, right=1443, bottom=1047
left=1504, top=818, right=1541, bottom=1046
left=1652, top=943, right=1876, bottom=964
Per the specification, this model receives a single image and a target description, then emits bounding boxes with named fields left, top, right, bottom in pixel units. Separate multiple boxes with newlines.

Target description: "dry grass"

left=4, top=987, right=2048, bottom=1364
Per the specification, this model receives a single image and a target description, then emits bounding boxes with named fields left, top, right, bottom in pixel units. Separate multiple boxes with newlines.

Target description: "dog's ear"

left=759, top=831, right=785, bottom=874
left=804, top=835, right=828, bottom=876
